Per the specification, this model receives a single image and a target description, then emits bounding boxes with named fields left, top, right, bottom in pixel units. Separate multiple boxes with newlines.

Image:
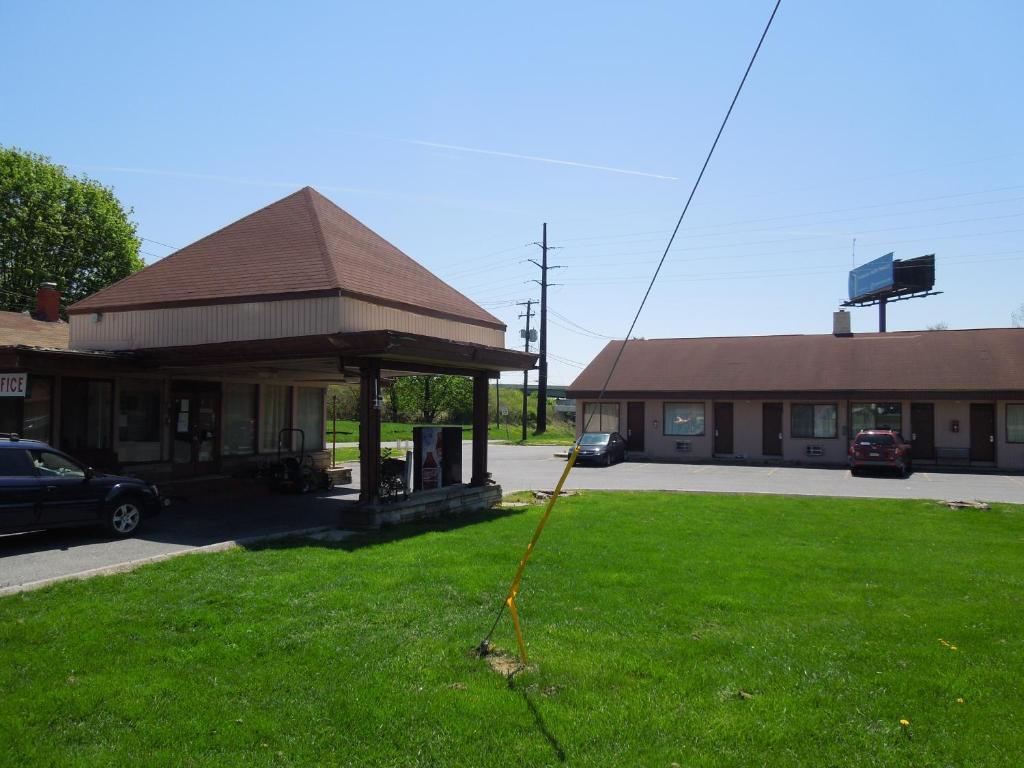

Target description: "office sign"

left=0, top=373, right=28, bottom=397
left=849, top=253, right=894, bottom=301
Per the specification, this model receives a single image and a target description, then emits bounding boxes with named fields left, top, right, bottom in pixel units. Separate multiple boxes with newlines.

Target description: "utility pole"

left=527, top=223, right=564, bottom=433
left=517, top=299, right=535, bottom=442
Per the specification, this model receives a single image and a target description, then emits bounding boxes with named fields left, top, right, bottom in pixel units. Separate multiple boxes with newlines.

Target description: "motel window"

left=664, top=402, right=705, bottom=436
left=223, top=383, right=258, bottom=456
left=60, top=378, right=113, bottom=454
left=791, top=404, right=838, bottom=439
left=582, top=402, right=619, bottom=434
left=851, top=402, right=902, bottom=435
left=296, top=388, right=325, bottom=451
left=1008, top=404, right=1024, bottom=444
left=118, top=379, right=163, bottom=462
left=260, top=385, right=293, bottom=452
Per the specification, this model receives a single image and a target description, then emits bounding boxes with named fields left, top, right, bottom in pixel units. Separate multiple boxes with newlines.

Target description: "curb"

left=0, top=525, right=335, bottom=598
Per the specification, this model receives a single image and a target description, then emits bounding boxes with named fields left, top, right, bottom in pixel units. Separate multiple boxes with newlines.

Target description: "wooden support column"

left=471, top=372, right=490, bottom=486
left=358, top=360, right=382, bottom=504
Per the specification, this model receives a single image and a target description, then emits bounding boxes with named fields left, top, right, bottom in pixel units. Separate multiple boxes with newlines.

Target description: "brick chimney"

left=35, top=282, right=60, bottom=322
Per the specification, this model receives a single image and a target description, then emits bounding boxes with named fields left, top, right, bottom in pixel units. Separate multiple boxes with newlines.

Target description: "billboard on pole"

left=848, top=253, right=894, bottom=301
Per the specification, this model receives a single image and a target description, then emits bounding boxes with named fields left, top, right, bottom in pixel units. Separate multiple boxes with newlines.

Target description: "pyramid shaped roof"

left=68, top=187, right=503, bottom=329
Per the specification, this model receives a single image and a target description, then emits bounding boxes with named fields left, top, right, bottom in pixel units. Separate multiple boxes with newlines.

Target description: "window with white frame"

left=791, top=403, right=838, bottom=439
left=296, top=388, right=325, bottom=451
left=118, top=379, right=163, bottom=462
left=1008, top=404, right=1024, bottom=443
left=851, top=402, right=902, bottom=434
left=582, top=402, right=619, bottom=433
left=664, top=402, right=705, bottom=436
left=260, top=385, right=292, bottom=452
left=223, top=383, right=258, bottom=456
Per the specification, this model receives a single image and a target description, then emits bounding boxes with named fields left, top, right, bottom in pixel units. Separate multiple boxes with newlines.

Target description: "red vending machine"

left=413, top=426, right=463, bottom=490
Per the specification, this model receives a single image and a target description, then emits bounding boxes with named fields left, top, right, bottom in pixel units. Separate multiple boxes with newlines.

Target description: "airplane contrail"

left=73, top=165, right=377, bottom=195
left=401, top=139, right=678, bottom=180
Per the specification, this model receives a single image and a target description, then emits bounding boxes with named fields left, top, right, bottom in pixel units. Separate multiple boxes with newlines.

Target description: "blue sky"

left=3, top=1, right=1023, bottom=384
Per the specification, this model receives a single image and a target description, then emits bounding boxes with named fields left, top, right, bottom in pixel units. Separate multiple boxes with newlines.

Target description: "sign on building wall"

left=0, top=373, right=28, bottom=397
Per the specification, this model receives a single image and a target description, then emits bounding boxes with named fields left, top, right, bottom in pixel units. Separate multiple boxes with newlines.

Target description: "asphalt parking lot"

left=487, top=444, right=1024, bottom=504
left=2, top=442, right=1022, bottom=593
left=0, top=486, right=356, bottom=593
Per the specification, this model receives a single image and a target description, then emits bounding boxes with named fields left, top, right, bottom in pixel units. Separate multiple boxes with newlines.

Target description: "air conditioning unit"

left=805, top=445, right=824, bottom=457
left=675, top=441, right=691, bottom=452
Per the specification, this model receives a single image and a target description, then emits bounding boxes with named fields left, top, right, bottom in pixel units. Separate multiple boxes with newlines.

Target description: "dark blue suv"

left=0, top=435, right=165, bottom=537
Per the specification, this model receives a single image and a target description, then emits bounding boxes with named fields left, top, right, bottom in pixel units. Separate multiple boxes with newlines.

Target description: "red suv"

left=848, top=430, right=913, bottom=477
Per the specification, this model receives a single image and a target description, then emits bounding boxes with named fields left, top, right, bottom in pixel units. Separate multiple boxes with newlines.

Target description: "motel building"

left=568, top=311, right=1024, bottom=471
left=0, top=188, right=534, bottom=523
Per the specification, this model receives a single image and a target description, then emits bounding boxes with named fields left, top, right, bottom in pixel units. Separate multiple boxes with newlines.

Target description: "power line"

left=142, top=237, right=179, bottom=250
left=444, top=182, right=1024, bottom=287
left=553, top=183, right=1024, bottom=245
left=583, top=0, right=782, bottom=429
left=549, top=309, right=615, bottom=339
left=547, top=352, right=586, bottom=369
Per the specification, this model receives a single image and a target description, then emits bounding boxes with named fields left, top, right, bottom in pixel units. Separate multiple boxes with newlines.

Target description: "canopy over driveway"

left=134, top=330, right=536, bottom=503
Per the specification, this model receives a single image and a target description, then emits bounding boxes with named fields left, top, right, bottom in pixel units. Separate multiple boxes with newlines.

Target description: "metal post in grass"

left=480, top=442, right=581, bottom=663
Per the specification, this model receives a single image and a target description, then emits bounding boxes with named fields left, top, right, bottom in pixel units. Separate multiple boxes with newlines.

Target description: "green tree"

left=392, top=375, right=473, bottom=423
left=0, top=146, right=143, bottom=316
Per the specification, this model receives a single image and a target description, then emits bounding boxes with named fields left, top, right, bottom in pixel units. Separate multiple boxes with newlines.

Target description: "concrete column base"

left=341, top=483, right=503, bottom=529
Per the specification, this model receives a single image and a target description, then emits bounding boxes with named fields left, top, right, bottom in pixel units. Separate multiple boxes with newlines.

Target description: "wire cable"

left=583, top=0, right=782, bottom=414
left=480, top=0, right=783, bottom=657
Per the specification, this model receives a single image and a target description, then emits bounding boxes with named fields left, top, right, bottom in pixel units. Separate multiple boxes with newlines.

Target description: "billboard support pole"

left=879, top=297, right=887, bottom=333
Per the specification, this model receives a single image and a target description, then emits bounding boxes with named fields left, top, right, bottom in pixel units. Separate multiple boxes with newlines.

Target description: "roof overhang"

left=137, top=330, right=536, bottom=378
left=0, top=332, right=536, bottom=382
left=567, top=389, right=1024, bottom=400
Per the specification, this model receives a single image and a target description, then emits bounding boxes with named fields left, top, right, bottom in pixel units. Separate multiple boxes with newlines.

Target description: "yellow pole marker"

left=502, top=443, right=581, bottom=663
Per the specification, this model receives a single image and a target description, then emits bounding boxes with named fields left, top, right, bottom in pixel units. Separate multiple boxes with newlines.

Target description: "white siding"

left=70, top=296, right=504, bottom=350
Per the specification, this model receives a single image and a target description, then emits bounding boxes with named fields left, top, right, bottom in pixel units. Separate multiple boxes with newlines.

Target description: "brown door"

left=172, top=381, right=221, bottom=476
left=713, top=402, right=734, bottom=455
left=762, top=402, right=783, bottom=456
left=626, top=402, right=645, bottom=451
left=969, top=403, right=996, bottom=462
left=910, top=403, right=935, bottom=460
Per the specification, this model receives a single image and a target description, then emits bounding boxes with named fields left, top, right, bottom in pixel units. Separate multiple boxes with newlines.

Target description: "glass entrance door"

left=172, top=382, right=221, bottom=476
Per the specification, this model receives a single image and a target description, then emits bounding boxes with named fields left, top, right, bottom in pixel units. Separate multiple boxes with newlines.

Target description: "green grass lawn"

left=3, top=492, right=1022, bottom=766
left=326, top=419, right=421, bottom=443
left=487, top=420, right=575, bottom=445
left=328, top=418, right=575, bottom=447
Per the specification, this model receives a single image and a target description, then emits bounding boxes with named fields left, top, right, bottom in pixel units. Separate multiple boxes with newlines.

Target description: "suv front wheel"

left=106, top=498, right=143, bottom=537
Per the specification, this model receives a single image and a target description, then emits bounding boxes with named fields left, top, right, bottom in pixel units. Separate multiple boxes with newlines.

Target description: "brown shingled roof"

left=568, top=328, right=1024, bottom=396
left=0, top=312, right=69, bottom=349
left=67, top=187, right=503, bottom=329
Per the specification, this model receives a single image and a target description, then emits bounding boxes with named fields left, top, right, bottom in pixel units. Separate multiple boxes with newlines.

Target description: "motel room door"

left=713, top=402, right=734, bottom=455
left=762, top=403, right=783, bottom=457
left=910, top=403, right=935, bottom=461
left=171, top=381, right=221, bottom=476
left=969, top=403, right=996, bottom=463
left=626, top=402, right=645, bottom=452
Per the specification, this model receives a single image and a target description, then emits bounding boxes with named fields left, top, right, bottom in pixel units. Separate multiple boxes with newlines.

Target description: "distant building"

left=568, top=325, right=1024, bottom=470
